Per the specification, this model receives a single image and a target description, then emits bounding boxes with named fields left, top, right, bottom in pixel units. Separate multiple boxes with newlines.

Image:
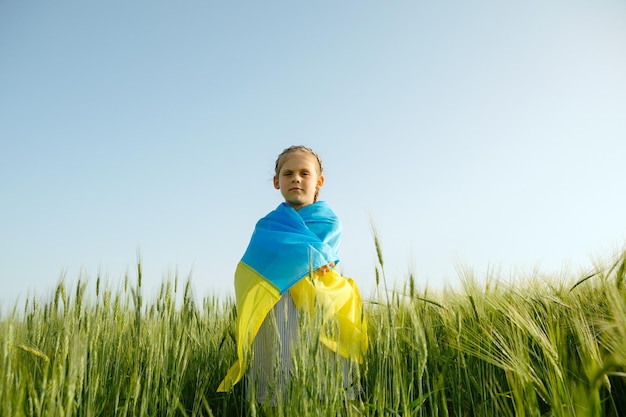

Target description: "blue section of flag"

left=240, top=201, right=341, bottom=294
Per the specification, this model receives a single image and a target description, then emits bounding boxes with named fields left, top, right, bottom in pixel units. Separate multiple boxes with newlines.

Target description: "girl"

left=217, top=146, right=367, bottom=405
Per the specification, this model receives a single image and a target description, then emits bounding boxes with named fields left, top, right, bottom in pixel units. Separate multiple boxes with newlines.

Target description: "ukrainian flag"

left=217, top=201, right=368, bottom=392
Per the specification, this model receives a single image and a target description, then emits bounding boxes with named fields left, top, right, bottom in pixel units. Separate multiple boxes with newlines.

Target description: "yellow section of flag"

left=290, top=269, right=368, bottom=362
left=217, top=261, right=280, bottom=392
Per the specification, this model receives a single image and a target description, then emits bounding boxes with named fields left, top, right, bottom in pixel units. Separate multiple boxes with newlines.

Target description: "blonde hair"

left=274, top=145, right=323, bottom=176
left=274, top=145, right=324, bottom=202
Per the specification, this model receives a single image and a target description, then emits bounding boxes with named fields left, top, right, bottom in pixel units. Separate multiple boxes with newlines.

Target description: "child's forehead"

left=279, top=152, right=319, bottom=169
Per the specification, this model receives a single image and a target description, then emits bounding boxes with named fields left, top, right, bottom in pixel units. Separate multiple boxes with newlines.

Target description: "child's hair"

left=274, top=145, right=323, bottom=176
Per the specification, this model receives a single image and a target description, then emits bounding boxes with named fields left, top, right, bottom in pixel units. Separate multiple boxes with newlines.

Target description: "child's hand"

left=316, top=262, right=335, bottom=274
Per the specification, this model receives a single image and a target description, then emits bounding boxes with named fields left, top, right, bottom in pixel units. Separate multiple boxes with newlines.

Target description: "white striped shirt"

left=246, top=291, right=358, bottom=405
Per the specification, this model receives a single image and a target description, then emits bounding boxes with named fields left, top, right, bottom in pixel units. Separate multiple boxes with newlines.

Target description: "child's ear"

left=316, top=175, right=325, bottom=189
left=273, top=176, right=280, bottom=189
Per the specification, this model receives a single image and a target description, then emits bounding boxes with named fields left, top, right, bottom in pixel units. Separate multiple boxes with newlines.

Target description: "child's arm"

left=316, top=262, right=335, bottom=274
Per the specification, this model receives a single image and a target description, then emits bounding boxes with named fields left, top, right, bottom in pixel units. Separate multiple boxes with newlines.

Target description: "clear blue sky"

left=2, top=1, right=625, bottom=311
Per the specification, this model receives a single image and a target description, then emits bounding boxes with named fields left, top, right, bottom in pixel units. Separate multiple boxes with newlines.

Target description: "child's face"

left=273, top=151, right=324, bottom=210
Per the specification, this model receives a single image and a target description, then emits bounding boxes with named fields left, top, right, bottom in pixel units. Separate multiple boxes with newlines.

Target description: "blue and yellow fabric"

left=217, top=201, right=368, bottom=392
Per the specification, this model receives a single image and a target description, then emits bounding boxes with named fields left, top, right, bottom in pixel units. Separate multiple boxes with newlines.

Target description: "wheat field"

left=1, top=251, right=625, bottom=416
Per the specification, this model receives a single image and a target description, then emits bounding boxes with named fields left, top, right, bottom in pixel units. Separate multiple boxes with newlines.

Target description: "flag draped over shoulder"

left=217, top=201, right=368, bottom=392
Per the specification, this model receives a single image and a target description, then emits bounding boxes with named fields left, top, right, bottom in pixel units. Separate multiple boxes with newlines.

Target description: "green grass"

left=1, top=250, right=625, bottom=416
